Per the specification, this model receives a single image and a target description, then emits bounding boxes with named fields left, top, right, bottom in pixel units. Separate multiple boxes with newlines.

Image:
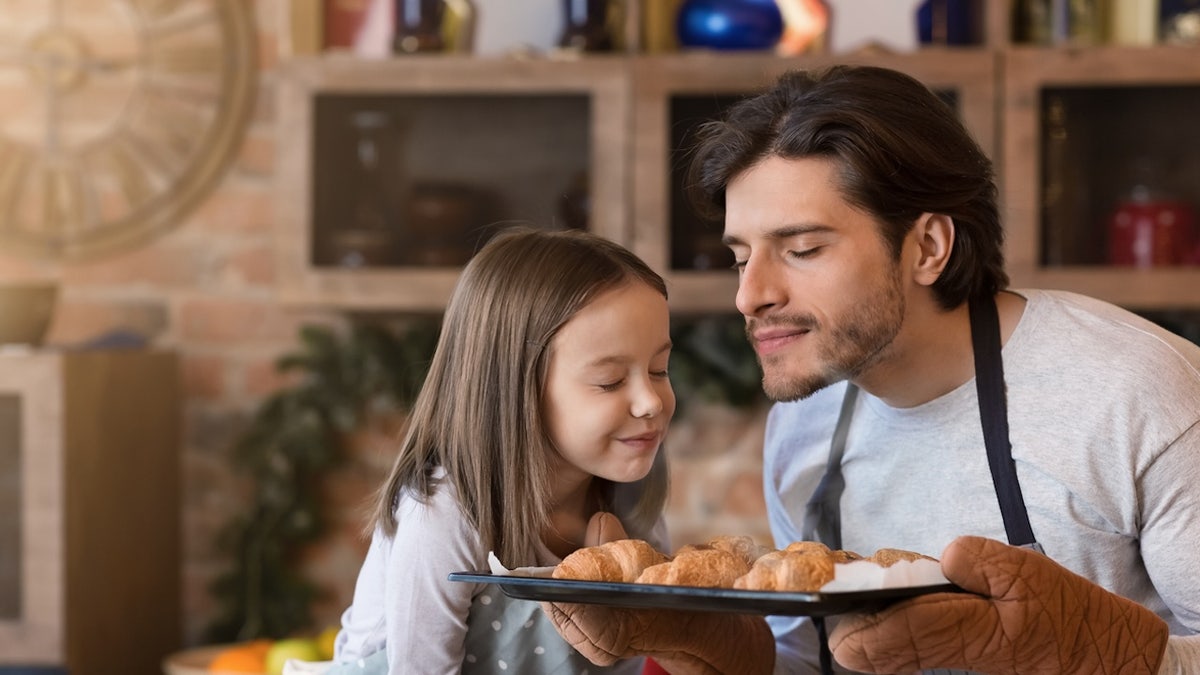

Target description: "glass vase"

left=676, top=0, right=785, bottom=50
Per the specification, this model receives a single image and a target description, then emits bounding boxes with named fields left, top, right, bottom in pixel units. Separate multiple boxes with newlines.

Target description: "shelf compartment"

left=276, top=56, right=631, bottom=311
left=1003, top=46, right=1200, bottom=307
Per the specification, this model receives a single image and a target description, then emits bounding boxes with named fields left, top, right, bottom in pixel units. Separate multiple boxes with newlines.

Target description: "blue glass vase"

left=676, top=0, right=785, bottom=50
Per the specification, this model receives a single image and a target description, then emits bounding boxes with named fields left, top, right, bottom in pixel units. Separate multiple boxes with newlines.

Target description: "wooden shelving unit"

left=274, top=0, right=1200, bottom=313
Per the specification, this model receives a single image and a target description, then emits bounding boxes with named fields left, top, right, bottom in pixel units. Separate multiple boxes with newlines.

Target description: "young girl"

left=329, top=227, right=675, bottom=674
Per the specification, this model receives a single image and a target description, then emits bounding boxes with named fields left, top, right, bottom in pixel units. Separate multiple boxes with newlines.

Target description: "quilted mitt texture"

left=829, top=535, right=1169, bottom=674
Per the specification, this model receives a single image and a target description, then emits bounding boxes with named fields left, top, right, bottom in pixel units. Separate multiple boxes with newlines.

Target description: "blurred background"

left=2, top=0, right=1199, bottom=672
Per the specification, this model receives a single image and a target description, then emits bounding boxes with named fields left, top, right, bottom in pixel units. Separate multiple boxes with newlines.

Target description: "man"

left=546, top=65, right=1200, bottom=674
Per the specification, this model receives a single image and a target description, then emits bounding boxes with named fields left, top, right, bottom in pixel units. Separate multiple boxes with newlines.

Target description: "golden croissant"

left=868, top=547, right=937, bottom=567
left=681, top=535, right=775, bottom=568
left=553, top=538, right=669, bottom=583
left=733, top=549, right=837, bottom=592
left=636, top=548, right=750, bottom=588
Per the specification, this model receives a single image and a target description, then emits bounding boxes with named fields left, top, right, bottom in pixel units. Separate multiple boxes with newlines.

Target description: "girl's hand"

left=584, top=511, right=628, bottom=546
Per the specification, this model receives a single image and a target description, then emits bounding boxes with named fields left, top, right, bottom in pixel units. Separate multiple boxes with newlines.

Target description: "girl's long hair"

left=369, top=226, right=670, bottom=565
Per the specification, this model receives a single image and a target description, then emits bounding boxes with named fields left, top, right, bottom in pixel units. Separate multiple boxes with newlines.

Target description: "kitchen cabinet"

left=0, top=350, right=180, bottom=675
left=274, top=1, right=1200, bottom=313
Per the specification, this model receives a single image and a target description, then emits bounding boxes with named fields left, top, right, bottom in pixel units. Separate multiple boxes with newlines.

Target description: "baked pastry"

left=783, top=540, right=863, bottom=563
left=676, top=535, right=774, bottom=567
left=733, top=549, right=837, bottom=592
left=636, top=548, right=751, bottom=588
left=828, top=549, right=865, bottom=564
left=869, top=547, right=937, bottom=567
left=783, top=540, right=832, bottom=556
left=553, top=539, right=669, bottom=583
left=552, top=534, right=933, bottom=592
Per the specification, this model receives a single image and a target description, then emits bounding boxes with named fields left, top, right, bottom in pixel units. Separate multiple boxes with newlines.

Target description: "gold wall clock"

left=0, top=0, right=257, bottom=260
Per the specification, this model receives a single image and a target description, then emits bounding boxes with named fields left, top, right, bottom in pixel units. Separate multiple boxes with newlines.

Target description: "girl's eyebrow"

left=585, top=341, right=673, bottom=368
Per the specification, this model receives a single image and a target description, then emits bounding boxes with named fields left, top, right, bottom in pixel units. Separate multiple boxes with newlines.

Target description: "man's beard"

left=750, top=267, right=906, bottom=402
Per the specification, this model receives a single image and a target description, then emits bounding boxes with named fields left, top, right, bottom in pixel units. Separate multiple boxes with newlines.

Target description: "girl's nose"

left=631, top=381, right=664, bottom=419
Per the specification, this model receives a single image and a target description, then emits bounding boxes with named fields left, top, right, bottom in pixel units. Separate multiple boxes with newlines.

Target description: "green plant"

left=669, top=314, right=765, bottom=413
left=205, top=319, right=439, bottom=642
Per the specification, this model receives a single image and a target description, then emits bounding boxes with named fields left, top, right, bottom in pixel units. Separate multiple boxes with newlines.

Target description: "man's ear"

left=910, top=213, right=954, bottom=287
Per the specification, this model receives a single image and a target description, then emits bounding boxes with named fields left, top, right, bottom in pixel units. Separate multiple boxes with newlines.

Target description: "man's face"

left=723, top=155, right=907, bottom=401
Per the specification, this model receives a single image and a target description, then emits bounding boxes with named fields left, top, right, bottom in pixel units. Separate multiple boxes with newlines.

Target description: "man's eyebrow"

left=722, top=223, right=833, bottom=247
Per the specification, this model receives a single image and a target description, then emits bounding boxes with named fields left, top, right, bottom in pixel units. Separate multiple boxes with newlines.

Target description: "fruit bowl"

left=163, top=634, right=334, bottom=675
left=0, top=282, right=58, bottom=346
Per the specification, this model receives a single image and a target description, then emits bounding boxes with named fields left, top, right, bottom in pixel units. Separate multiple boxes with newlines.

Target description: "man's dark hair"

left=687, top=65, right=1007, bottom=309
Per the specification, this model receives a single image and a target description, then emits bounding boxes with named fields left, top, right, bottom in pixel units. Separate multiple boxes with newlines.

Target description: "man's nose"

left=735, top=256, right=782, bottom=317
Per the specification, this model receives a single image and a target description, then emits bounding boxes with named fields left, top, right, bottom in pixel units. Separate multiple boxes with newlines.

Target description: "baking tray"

left=448, top=572, right=964, bottom=617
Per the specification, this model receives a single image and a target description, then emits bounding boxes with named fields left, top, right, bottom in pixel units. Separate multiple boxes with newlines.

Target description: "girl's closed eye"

left=650, top=359, right=671, bottom=379
left=597, top=379, right=624, bottom=392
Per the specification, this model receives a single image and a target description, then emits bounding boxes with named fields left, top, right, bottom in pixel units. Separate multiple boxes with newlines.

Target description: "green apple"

left=264, top=637, right=322, bottom=675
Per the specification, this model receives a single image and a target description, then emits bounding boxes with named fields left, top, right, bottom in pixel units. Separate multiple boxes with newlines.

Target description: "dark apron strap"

left=801, top=383, right=860, bottom=550
left=800, top=294, right=1040, bottom=674
left=802, top=385, right=858, bottom=675
left=969, top=294, right=1042, bottom=552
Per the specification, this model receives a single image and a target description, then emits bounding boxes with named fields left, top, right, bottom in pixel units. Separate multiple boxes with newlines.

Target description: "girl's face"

left=542, top=281, right=675, bottom=486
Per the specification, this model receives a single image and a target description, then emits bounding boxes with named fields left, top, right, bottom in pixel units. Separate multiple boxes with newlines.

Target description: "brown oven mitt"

left=829, top=535, right=1169, bottom=674
left=541, top=512, right=776, bottom=675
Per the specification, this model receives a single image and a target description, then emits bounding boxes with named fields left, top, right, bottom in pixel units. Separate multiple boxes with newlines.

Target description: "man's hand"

left=541, top=512, right=775, bottom=674
left=829, top=535, right=1169, bottom=674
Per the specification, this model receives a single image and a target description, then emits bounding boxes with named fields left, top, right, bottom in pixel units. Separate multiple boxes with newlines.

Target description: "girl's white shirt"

left=334, top=468, right=668, bottom=674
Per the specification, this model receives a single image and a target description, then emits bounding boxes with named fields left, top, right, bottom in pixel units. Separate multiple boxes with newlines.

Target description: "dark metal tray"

left=448, top=572, right=964, bottom=617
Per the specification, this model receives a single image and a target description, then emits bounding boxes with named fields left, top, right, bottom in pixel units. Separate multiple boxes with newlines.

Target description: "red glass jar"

left=1108, top=198, right=1196, bottom=267
left=1107, top=159, right=1197, bottom=267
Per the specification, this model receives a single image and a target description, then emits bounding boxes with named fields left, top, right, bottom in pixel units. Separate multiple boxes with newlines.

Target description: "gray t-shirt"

left=762, top=289, right=1200, bottom=674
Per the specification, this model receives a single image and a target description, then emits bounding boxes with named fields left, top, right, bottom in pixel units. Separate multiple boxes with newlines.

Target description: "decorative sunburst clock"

left=0, top=0, right=257, bottom=260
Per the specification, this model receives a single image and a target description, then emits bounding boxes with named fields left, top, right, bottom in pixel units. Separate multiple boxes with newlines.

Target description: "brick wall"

left=0, top=1, right=770, bottom=645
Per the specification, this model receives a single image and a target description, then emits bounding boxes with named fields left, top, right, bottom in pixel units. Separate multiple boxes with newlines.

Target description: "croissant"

left=784, top=540, right=831, bottom=556
left=553, top=538, right=669, bottom=583
left=636, top=548, right=751, bottom=588
left=682, top=535, right=774, bottom=568
left=869, top=547, right=937, bottom=567
left=784, top=540, right=863, bottom=563
left=733, top=549, right=837, bottom=592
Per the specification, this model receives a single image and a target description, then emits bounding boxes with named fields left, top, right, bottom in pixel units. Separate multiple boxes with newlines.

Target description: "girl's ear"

left=910, top=213, right=955, bottom=287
